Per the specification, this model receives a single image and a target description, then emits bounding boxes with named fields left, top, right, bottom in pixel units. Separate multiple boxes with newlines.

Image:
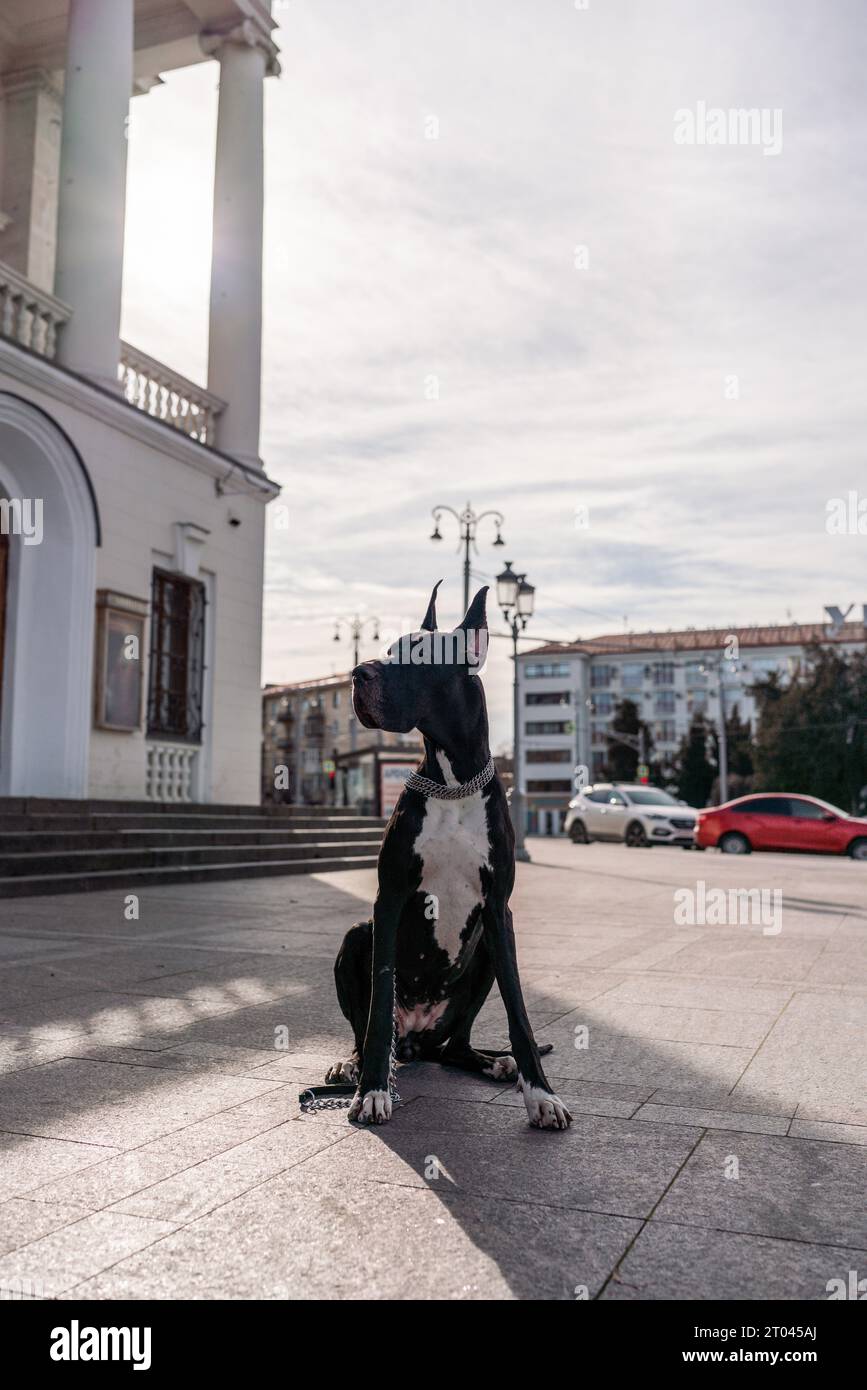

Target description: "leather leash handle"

left=298, top=1083, right=356, bottom=1102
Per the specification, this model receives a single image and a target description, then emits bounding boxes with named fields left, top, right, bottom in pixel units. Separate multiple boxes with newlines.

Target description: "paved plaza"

left=0, top=840, right=864, bottom=1300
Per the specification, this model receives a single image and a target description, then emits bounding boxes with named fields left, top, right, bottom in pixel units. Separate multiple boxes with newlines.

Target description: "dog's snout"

left=352, top=663, right=375, bottom=684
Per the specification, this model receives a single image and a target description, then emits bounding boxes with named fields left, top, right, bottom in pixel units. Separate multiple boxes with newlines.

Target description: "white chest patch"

left=415, top=775, right=491, bottom=966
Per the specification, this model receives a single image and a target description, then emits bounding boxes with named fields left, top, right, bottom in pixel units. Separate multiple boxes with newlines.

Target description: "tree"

left=673, top=713, right=717, bottom=807
left=722, top=702, right=754, bottom=778
left=752, top=646, right=867, bottom=812
left=602, top=699, right=654, bottom=782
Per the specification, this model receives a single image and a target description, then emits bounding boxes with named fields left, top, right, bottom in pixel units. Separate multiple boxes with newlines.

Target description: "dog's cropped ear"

left=420, top=579, right=442, bottom=633
left=456, top=585, right=489, bottom=666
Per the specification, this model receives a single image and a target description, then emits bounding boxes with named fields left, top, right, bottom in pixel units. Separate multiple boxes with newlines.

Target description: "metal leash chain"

left=299, top=981, right=400, bottom=1114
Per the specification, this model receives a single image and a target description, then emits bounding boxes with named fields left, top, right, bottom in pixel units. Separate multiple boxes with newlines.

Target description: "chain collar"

left=405, top=756, right=496, bottom=800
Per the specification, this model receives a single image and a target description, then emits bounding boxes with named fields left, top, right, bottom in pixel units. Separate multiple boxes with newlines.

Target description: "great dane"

left=326, top=581, right=572, bottom=1130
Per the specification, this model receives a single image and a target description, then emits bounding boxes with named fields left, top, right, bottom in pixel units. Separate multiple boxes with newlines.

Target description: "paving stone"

left=789, top=1120, right=867, bottom=1146
left=0, top=1132, right=114, bottom=1202
left=0, top=1198, right=92, bottom=1258
left=109, top=1121, right=351, bottom=1224
left=648, top=936, right=827, bottom=983
left=562, top=999, right=774, bottom=1047
left=533, top=1021, right=754, bottom=1089
left=601, top=1222, right=866, bottom=1300
left=731, top=992, right=867, bottom=1126
left=285, top=1102, right=701, bottom=1219
left=599, top=975, right=794, bottom=1014
left=0, top=1210, right=176, bottom=1298
left=648, top=1086, right=798, bottom=1116
left=633, top=1103, right=789, bottom=1135
left=0, top=1058, right=279, bottom=1148
left=655, top=1131, right=867, bottom=1248
left=67, top=1175, right=640, bottom=1301
left=28, top=1089, right=302, bottom=1209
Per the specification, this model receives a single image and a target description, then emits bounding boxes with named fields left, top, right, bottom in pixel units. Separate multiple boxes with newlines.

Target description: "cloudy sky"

left=122, top=0, right=867, bottom=749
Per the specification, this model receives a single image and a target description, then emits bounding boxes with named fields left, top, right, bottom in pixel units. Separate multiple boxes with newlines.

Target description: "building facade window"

left=525, top=720, right=572, bottom=735
left=591, top=692, right=615, bottom=716
left=146, top=569, right=206, bottom=742
left=526, top=779, right=572, bottom=793
left=526, top=691, right=570, bottom=706
left=590, top=664, right=617, bottom=688
left=525, top=662, right=571, bottom=678
left=652, top=662, right=676, bottom=686
left=526, top=748, right=573, bottom=763
left=621, top=661, right=644, bottom=691
left=655, top=690, right=676, bottom=714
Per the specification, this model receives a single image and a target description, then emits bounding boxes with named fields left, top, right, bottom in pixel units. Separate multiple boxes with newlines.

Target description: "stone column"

left=202, top=21, right=280, bottom=466
left=0, top=69, right=63, bottom=292
left=54, top=0, right=133, bottom=391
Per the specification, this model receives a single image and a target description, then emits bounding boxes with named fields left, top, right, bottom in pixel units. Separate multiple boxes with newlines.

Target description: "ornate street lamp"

left=333, top=613, right=380, bottom=669
left=430, top=501, right=505, bottom=614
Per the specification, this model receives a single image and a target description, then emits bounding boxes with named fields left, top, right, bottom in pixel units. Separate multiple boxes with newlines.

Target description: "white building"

left=517, top=619, right=867, bottom=834
left=0, top=1, right=280, bottom=804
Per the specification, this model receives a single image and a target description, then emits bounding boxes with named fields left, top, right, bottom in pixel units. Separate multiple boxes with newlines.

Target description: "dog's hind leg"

left=435, top=942, right=518, bottom=1081
left=438, top=1039, right=519, bottom=1081
left=325, top=919, right=372, bottom=1085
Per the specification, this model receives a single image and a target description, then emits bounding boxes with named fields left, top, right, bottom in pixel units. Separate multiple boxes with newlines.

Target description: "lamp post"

left=334, top=614, right=380, bottom=758
left=497, top=560, right=535, bottom=862
left=430, top=501, right=505, bottom=614
left=334, top=614, right=380, bottom=669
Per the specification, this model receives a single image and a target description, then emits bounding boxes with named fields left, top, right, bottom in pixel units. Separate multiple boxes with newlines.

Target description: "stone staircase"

left=0, top=798, right=386, bottom=899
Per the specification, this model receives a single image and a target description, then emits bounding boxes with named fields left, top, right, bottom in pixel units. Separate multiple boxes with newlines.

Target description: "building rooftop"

left=263, top=673, right=353, bottom=696
left=522, top=621, right=867, bottom=659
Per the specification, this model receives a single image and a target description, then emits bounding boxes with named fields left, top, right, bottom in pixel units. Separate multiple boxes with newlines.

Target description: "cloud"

left=122, top=0, right=867, bottom=748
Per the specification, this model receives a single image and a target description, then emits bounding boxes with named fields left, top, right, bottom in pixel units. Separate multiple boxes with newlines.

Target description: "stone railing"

left=0, top=260, right=72, bottom=360
left=145, top=741, right=200, bottom=803
left=119, top=342, right=226, bottom=446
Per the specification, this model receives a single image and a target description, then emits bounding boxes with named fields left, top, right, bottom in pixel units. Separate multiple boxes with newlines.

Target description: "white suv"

left=564, top=783, right=699, bottom=849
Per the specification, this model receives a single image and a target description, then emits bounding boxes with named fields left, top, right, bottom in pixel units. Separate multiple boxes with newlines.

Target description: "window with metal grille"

left=147, top=569, right=205, bottom=742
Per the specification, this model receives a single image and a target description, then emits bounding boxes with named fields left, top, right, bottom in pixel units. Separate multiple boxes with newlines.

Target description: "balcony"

left=0, top=260, right=226, bottom=447
left=0, top=261, right=71, bottom=360
left=119, top=342, right=225, bottom=447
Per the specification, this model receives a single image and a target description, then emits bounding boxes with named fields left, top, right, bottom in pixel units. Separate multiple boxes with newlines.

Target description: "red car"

left=696, top=794, right=867, bottom=859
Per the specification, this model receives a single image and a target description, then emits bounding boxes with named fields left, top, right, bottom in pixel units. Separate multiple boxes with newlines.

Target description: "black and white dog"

left=326, top=582, right=572, bottom=1130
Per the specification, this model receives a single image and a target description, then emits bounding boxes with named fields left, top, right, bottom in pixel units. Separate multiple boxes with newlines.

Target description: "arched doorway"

left=0, top=530, right=8, bottom=722
left=0, top=394, right=100, bottom=796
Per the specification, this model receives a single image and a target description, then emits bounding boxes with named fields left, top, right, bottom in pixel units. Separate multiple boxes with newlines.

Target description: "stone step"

left=0, top=827, right=384, bottom=853
left=0, top=796, right=373, bottom=818
left=0, top=813, right=388, bottom=834
left=0, top=854, right=379, bottom=899
left=0, top=839, right=383, bottom=877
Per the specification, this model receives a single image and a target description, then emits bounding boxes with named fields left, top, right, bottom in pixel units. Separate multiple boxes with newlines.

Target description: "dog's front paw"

left=348, top=1088, right=392, bottom=1125
left=325, top=1055, right=359, bottom=1085
left=520, top=1082, right=572, bottom=1130
left=485, top=1054, right=518, bottom=1081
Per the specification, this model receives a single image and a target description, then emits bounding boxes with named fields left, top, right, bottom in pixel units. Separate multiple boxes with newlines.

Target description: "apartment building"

left=262, top=673, right=421, bottom=812
left=517, top=619, right=867, bottom=835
